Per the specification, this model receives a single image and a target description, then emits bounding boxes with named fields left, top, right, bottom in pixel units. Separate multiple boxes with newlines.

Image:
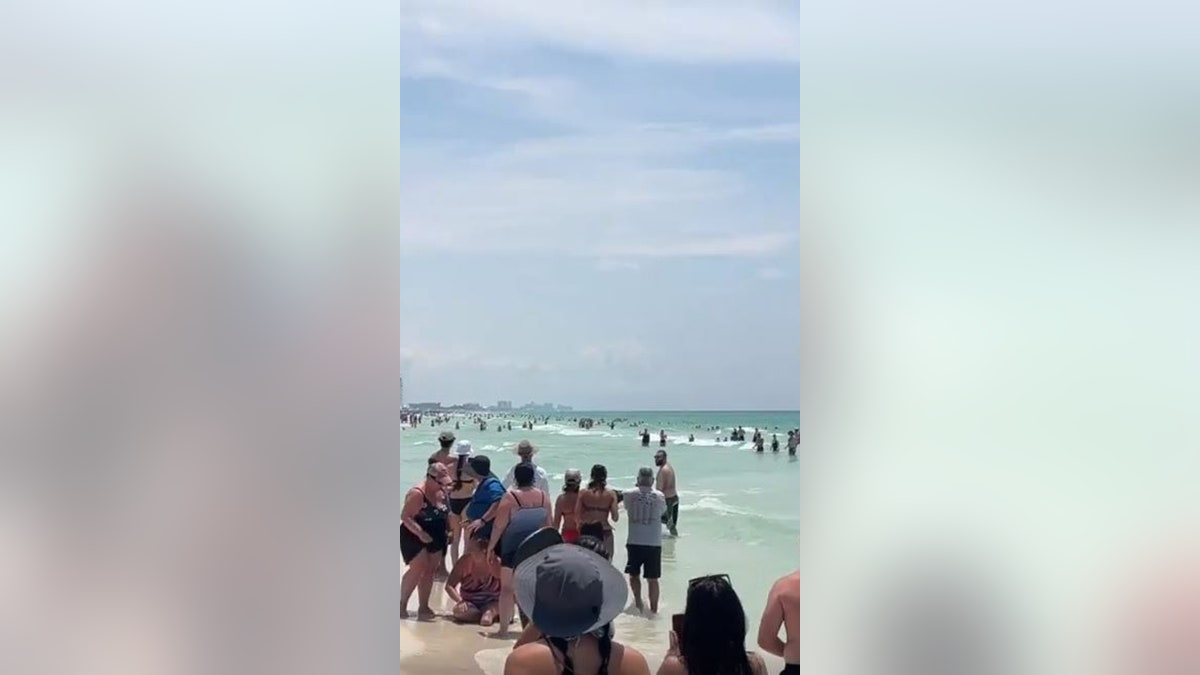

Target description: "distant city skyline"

left=400, top=3, right=800, bottom=411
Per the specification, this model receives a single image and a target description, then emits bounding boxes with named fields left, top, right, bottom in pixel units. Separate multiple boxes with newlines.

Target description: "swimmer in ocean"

left=641, top=429, right=651, bottom=447
left=771, top=434, right=779, bottom=453
left=659, top=430, right=667, bottom=447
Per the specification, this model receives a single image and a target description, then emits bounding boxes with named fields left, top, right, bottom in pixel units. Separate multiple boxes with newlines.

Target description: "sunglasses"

left=688, top=573, right=731, bottom=587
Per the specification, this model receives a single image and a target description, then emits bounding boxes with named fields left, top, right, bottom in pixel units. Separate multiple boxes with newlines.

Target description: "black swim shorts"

left=624, top=544, right=662, bottom=579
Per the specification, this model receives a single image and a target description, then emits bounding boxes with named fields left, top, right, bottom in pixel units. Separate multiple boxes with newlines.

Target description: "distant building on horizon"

left=496, top=400, right=513, bottom=410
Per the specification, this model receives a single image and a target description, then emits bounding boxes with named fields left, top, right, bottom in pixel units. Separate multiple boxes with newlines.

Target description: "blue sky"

left=399, top=2, right=800, bottom=410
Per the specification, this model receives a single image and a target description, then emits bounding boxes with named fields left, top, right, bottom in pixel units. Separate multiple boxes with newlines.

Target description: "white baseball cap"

left=455, top=441, right=473, bottom=457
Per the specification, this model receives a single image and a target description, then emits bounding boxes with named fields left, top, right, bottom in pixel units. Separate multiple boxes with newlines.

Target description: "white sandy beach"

left=399, top=560, right=785, bottom=675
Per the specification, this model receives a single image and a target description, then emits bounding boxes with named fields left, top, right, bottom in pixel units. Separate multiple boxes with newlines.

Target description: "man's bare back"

left=655, top=464, right=677, bottom=499
left=758, top=570, right=799, bottom=666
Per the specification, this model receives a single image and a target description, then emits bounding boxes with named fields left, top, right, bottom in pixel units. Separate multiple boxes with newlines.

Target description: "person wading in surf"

left=578, top=464, right=619, bottom=560
left=654, top=450, right=679, bottom=537
left=554, top=468, right=583, bottom=544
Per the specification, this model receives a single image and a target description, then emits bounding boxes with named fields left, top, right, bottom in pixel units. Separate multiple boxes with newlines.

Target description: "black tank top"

left=411, top=488, right=448, bottom=535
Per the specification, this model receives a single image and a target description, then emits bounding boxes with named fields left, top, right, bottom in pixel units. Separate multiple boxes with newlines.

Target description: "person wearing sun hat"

left=502, top=440, right=551, bottom=497
left=505, top=537, right=652, bottom=675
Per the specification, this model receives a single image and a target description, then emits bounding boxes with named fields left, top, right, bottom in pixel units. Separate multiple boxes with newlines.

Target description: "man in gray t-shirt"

left=622, top=466, right=667, bottom=613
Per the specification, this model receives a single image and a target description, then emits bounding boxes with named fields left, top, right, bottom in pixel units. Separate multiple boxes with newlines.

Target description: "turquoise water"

left=401, top=410, right=799, bottom=665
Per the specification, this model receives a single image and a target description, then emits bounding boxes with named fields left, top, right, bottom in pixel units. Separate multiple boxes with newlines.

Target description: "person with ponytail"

left=577, top=464, right=619, bottom=560
left=446, top=441, right=478, bottom=567
left=657, top=575, right=767, bottom=675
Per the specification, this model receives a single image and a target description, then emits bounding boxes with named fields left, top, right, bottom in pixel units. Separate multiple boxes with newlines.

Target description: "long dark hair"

left=587, top=464, right=607, bottom=491
left=453, top=454, right=468, bottom=490
left=680, top=576, right=755, bottom=675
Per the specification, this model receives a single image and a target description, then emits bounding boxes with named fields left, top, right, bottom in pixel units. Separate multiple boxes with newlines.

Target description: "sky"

left=399, top=1, right=801, bottom=411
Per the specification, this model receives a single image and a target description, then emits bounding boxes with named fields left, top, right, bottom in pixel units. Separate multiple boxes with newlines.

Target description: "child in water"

left=444, top=535, right=501, bottom=625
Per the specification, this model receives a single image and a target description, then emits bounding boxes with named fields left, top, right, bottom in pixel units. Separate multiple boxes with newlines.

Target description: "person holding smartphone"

left=658, top=575, right=767, bottom=675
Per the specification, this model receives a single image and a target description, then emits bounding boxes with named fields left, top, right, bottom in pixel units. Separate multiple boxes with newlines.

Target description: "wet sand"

left=400, top=562, right=515, bottom=675
left=400, top=559, right=786, bottom=675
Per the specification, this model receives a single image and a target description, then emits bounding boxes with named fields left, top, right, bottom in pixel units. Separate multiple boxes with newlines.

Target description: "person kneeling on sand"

left=505, top=537, right=651, bottom=675
left=444, top=534, right=502, bottom=626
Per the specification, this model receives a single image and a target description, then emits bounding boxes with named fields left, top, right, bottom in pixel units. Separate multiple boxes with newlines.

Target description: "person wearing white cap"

left=505, top=539, right=652, bottom=675
left=503, top=440, right=551, bottom=497
left=446, top=440, right=478, bottom=567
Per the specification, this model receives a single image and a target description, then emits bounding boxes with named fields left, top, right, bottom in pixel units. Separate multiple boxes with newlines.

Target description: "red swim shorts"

left=562, top=529, right=580, bottom=544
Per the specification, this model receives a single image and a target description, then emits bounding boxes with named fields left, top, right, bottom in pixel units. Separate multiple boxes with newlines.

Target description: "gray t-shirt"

left=623, top=487, right=667, bottom=547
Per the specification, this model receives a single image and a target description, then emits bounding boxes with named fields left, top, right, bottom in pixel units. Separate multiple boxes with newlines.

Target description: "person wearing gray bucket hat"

left=506, top=543, right=652, bottom=675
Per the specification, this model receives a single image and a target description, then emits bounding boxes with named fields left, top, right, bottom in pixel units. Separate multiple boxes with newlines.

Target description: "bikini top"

left=580, top=489, right=613, bottom=514
left=544, top=634, right=612, bottom=675
left=558, top=493, right=578, bottom=517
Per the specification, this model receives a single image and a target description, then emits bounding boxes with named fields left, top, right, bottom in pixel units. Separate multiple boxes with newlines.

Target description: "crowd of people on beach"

left=402, top=429, right=799, bottom=675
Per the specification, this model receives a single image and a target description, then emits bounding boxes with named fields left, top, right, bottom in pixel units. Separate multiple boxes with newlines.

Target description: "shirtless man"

left=429, top=430, right=457, bottom=577
left=757, top=570, right=799, bottom=675
left=653, top=449, right=678, bottom=537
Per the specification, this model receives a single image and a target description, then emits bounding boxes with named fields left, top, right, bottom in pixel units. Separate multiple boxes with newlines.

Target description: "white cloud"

left=403, top=0, right=801, bottom=64
left=403, top=58, right=576, bottom=105
left=595, top=233, right=796, bottom=259
left=594, top=259, right=640, bottom=272
left=400, top=124, right=797, bottom=259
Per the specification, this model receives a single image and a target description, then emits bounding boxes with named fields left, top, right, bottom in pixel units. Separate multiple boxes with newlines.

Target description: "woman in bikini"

left=447, top=441, right=478, bottom=567
left=554, top=468, right=583, bottom=544
left=444, top=534, right=501, bottom=625
left=578, top=464, right=620, bottom=560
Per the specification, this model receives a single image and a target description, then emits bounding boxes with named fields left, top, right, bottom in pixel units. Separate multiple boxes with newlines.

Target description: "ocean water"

left=401, top=410, right=800, bottom=665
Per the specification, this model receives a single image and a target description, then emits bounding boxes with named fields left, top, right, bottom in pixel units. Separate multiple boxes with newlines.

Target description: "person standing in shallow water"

left=641, top=429, right=651, bottom=447
left=578, top=465, right=620, bottom=559
left=554, top=469, right=583, bottom=544
left=623, top=467, right=667, bottom=614
left=654, top=450, right=679, bottom=537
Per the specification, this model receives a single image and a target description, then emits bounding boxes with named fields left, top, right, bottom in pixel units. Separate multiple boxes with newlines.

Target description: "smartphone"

left=671, top=613, right=685, bottom=640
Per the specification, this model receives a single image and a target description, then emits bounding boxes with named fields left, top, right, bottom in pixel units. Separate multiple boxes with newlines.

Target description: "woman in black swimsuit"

left=578, top=464, right=619, bottom=560
left=401, top=463, right=451, bottom=619
left=447, top=442, right=477, bottom=568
